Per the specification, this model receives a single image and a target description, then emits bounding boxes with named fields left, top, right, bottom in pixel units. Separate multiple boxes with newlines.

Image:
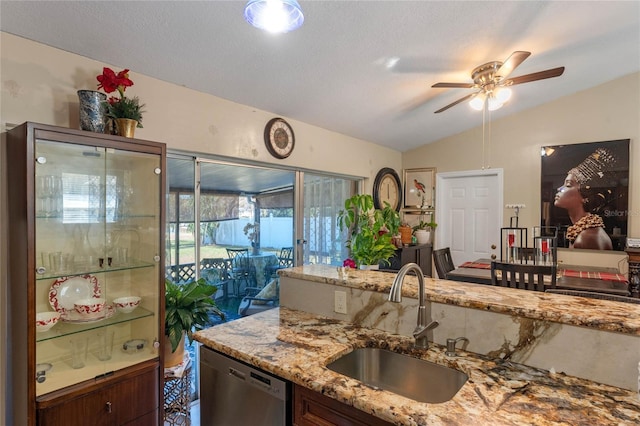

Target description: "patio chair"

left=200, top=257, right=233, bottom=299
left=433, top=247, right=455, bottom=279
left=238, top=279, right=279, bottom=317
left=226, top=248, right=257, bottom=296
left=264, top=246, right=294, bottom=282
left=491, top=261, right=556, bottom=292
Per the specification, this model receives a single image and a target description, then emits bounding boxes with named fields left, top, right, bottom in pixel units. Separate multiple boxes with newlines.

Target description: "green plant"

left=338, top=194, right=400, bottom=267
left=97, top=67, right=145, bottom=128
left=165, top=278, right=225, bottom=352
left=412, top=219, right=437, bottom=232
left=105, top=96, right=145, bottom=126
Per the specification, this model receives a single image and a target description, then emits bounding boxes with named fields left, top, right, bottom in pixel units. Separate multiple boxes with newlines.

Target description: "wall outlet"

left=334, top=291, right=347, bottom=314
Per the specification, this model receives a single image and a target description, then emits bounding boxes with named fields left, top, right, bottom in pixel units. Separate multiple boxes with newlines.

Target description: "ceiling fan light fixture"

left=487, top=96, right=503, bottom=111
left=495, top=87, right=512, bottom=103
left=244, top=0, right=304, bottom=33
left=469, top=94, right=486, bottom=111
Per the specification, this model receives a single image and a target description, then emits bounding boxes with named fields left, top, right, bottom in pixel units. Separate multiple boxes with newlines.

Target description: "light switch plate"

left=334, top=291, right=347, bottom=314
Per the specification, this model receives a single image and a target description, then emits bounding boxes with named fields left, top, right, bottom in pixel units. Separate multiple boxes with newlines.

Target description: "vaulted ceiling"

left=1, top=1, right=639, bottom=152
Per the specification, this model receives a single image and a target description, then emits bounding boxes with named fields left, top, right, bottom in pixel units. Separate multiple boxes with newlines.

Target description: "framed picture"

left=540, top=139, right=629, bottom=251
left=403, top=168, right=436, bottom=209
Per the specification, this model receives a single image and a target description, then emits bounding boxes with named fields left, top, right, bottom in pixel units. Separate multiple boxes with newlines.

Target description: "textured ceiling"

left=1, top=1, right=639, bottom=152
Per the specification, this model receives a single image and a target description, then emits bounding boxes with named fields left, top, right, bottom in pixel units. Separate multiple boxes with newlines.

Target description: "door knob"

left=491, top=254, right=496, bottom=260
left=491, top=244, right=496, bottom=249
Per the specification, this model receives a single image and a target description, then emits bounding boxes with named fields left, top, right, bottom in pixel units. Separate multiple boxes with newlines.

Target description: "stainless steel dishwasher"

left=200, top=346, right=291, bottom=425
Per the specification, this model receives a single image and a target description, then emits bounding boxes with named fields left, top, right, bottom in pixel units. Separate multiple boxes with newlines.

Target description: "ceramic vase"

left=115, top=118, right=138, bottom=138
left=77, top=90, right=107, bottom=133
left=164, top=333, right=185, bottom=368
left=415, top=229, right=431, bottom=244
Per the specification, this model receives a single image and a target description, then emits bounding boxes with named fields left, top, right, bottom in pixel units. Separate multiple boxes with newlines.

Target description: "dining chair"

left=226, top=248, right=257, bottom=296
left=545, top=289, right=640, bottom=304
left=491, top=261, right=556, bottom=292
left=264, top=247, right=294, bottom=282
left=433, top=247, right=455, bottom=279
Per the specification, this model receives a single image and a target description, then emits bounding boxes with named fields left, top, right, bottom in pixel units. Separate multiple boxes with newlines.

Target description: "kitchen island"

left=195, top=265, right=640, bottom=425
left=195, top=307, right=639, bottom=425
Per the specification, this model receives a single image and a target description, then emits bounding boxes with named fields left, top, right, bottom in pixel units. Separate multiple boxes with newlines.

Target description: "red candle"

left=508, top=234, right=515, bottom=247
left=541, top=240, right=549, bottom=254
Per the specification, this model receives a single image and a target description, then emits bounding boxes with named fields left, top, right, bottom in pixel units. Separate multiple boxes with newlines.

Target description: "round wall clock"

left=373, top=167, right=402, bottom=211
left=264, top=117, right=295, bottom=159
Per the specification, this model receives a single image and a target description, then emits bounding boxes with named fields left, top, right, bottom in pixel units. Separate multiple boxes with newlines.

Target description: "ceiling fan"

left=432, top=51, right=565, bottom=113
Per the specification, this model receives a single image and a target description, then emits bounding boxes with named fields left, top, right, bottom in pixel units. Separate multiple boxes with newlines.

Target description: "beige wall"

left=0, top=32, right=400, bottom=422
left=403, top=72, right=640, bottom=240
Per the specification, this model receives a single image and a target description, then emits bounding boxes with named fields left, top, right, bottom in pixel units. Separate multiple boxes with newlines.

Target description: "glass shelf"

left=36, top=259, right=155, bottom=281
left=36, top=307, right=154, bottom=342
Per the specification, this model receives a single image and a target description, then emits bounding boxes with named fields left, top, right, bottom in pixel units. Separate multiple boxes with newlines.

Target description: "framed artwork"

left=540, top=139, right=629, bottom=251
left=403, top=168, right=436, bottom=209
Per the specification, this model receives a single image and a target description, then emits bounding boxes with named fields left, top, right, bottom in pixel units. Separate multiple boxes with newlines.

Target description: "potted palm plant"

left=164, top=277, right=225, bottom=367
left=338, top=194, right=400, bottom=269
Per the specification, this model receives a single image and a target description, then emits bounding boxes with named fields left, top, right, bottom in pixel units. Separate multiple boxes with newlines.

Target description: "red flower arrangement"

left=96, top=67, right=145, bottom=128
left=343, top=258, right=356, bottom=269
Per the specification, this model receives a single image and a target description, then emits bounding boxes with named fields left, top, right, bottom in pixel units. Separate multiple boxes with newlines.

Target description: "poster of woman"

left=540, top=139, right=629, bottom=251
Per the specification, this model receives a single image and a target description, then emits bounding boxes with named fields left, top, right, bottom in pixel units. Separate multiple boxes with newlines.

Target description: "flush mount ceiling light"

left=244, top=0, right=304, bottom=33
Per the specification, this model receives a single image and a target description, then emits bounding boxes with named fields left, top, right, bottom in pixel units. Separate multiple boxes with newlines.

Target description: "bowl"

left=73, top=298, right=106, bottom=316
left=113, top=296, right=141, bottom=314
left=36, top=311, right=61, bottom=332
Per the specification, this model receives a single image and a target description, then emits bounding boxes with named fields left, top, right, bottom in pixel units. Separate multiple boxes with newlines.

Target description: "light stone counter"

left=195, top=265, right=640, bottom=425
left=195, top=307, right=640, bottom=425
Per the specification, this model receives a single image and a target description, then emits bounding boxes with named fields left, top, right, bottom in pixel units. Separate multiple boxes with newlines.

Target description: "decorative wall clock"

left=373, top=167, right=402, bottom=211
left=264, top=117, right=295, bottom=159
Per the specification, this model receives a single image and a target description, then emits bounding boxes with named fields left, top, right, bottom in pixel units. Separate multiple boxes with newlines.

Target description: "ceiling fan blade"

left=495, top=51, right=531, bottom=80
left=507, top=67, right=565, bottom=85
left=434, top=92, right=477, bottom=113
left=432, top=82, right=474, bottom=88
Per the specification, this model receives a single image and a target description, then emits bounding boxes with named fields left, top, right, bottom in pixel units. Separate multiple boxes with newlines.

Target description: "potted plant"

left=338, top=194, right=400, bottom=269
left=165, top=277, right=225, bottom=367
left=413, top=218, right=437, bottom=244
left=96, top=67, right=146, bottom=136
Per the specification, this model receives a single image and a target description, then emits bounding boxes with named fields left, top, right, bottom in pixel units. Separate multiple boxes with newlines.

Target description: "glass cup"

left=70, top=338, right=88, bottom=369
left=97, top=331, right=114, bottom=361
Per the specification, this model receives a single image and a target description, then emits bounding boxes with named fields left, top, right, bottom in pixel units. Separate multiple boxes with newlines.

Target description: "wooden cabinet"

left=37, top=363, right=159, bottom=426
left=6, top=122, right=166, bottom=425
left=381, top=243, right=432, bottom=276
left=293, top=384, right=392, bottom=426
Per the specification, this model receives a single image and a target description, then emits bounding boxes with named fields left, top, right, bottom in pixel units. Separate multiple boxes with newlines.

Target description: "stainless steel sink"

left=326, top=348, right=468, bottom=403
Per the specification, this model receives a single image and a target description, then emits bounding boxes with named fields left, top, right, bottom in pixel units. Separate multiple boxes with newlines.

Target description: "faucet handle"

left=445, top=337, right=469, bottom=357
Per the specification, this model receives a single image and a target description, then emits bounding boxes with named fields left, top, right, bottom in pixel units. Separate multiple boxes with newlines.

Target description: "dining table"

left=445, top=258, right=631, bottom=296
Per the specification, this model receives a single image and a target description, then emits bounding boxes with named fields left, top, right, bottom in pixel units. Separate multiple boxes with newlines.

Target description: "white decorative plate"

left=61, top=304, right=114, bottom=323
left=49, top=275, right=101, bottom=313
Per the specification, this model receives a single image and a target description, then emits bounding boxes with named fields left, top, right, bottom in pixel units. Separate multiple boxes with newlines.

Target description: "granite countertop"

left=195, top=307, right=640, bottom=426
left=280, top=265, right=640, bottom=335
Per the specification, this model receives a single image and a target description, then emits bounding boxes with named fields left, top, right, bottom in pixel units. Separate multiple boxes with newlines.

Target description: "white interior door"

left=435, top=169, right=503, bottom=266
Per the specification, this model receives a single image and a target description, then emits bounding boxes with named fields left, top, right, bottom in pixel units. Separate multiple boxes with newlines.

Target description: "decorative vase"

left=164, top=333, right=185, bottom=368
left=251, top=242, right=260, bottom=255
left=359, top=264, right=380, bottom=270
left=415, top=229, right=430, bottom=244
left=399, top=226, right=413, bottom=245
left=77, top=90, right=107, bottom=133
left=115, top=118, right=138, bottom=138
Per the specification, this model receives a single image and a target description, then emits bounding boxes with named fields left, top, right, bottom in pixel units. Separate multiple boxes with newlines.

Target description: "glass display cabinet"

left=6, top=122, right=166, bottom=425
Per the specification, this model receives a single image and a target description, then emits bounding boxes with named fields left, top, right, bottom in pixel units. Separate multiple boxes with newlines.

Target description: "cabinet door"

left=37, top=387, right=113, bottom=426
left=33, top=133, right=162, bottom=396
left=37, top=365, right=158, bottom=426
left=293, top=385, right=392, bottom=426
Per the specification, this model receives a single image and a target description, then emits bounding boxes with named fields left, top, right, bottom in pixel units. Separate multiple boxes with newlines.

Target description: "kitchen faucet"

left=388, top=263, right=439, bottom=349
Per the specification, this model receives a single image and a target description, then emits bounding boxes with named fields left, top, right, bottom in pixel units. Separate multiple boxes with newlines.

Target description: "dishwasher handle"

left=228, top=367, right=246, bottom=381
